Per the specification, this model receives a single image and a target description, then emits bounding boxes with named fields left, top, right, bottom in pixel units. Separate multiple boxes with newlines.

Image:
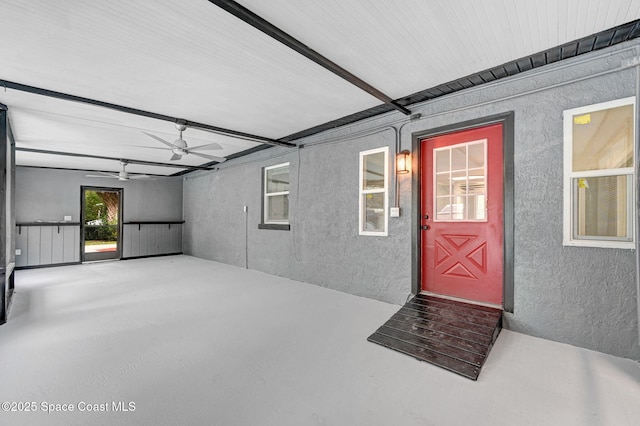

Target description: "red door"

left=421, top=124, right=504, bottom=306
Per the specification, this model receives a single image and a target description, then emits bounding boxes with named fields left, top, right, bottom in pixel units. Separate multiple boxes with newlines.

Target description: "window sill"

left=563, top=239, right=635, bottom=250
left=258, top=224, right=290, bottom=231
left=359, top=232, right=388, bottom=237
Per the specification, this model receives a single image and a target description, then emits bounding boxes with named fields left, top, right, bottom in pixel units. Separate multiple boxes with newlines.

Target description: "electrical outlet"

left=390, top=207, right=400, bottom=217
left=15, top=249, right=21, bottom=256
left=64, top=215, right=72, bottom=221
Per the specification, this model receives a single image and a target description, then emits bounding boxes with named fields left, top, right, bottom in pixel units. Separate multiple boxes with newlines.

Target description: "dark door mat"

left=368, top=294, right=502, bottom=380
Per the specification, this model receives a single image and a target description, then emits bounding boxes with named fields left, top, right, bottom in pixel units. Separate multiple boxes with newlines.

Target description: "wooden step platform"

left=368, top=294, right=502, bottom=380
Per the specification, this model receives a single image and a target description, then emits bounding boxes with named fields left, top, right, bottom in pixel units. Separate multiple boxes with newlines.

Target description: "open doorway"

left=81, top=187, right=122, bottom=262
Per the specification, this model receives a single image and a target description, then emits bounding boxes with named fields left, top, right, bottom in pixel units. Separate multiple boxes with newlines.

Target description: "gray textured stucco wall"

left=16, top=167, right=183, bottom=223
left=183, top=136, right=412, bottom=304
left=184, top=40, right=640, bottom=360
left=15, top=168, right=183, bottom=266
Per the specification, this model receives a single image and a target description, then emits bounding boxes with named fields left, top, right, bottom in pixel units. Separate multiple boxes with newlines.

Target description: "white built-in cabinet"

left=15, top=223, right=80, bottom=267
left=15, top=221, right=183, bottom=267
left=121, top=222, right=183, bottom=258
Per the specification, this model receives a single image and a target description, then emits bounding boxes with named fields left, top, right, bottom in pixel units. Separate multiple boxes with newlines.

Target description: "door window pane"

left=451, top=171, right=467, bottom=197
left=468, top=143, right=485, bottom=168
left=467, top=168, right=486, bottom=196
left=436, top=150, right=450, bottom=173
left=434, top=140, right=487, bottom=221
left=435, top=197, right=452, bottom=220
left=451, top=146, right=466, bottom=170
left=436, top=173, right=450, bottom=196
left=468, top=195, right=486, bottom=220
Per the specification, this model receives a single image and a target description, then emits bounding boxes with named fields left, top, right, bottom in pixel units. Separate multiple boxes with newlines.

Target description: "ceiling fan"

left=86, top=160, right=152, bottom=181
left=142, top=123, right=226, bottom=163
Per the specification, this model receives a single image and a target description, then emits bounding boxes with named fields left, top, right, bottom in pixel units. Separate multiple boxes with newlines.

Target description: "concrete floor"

left=1, top=255, right=639, bottom=426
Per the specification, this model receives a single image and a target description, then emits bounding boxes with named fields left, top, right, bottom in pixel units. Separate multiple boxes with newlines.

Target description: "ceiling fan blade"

left=142, top=132, right=177, bottom=149
left=170, top=153, right=182, bottom=161
left=129, top=175, right=153, bottom=180
left=131, top=145, right=171, bottom=151
left=87, top=171, right=119, bottom=178
left=188, top=142, right=223, bottom=151
left=189, top=151, right=227, bottom=163
left=86, top=174, right=118, bottom=179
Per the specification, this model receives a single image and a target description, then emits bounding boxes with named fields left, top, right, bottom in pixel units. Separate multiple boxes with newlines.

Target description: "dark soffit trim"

left=16, top=147, right=214, bottom=171
left=280, top=19, right=640, bottom=143
left=209, top=0, right=411, bottom=116
left=397, top=19, right=640, bottom=108
left=0, top=79, right=295, bottom=148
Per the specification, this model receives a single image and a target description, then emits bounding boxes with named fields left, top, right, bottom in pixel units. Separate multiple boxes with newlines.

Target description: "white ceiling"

left=1, top=0, right=639, bottom=177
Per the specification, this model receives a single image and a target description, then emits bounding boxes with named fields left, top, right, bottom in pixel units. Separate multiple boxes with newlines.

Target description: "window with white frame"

left=359, top=147, right=388, bottom=236
left=563, top=97, right=635, bottom=249
left=263, top=162, right=289, bottom=225
left=434, top=140, right=487, bottom=222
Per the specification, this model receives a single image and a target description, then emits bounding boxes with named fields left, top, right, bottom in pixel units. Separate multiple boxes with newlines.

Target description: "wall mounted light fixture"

left=396, top=150, right=411, bottom=174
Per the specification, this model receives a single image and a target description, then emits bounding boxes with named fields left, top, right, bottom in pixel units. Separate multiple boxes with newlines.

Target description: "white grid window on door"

left=434, top=139, right=487, bottom=222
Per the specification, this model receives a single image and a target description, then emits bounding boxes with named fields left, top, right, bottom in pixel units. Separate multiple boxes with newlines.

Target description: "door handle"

left=421, top=225, right=430, bottom=230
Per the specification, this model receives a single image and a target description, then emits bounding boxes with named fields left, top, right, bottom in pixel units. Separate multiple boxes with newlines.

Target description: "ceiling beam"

left=17, top=164, right=169, bottom=177
left=16, top=147, right=216, bottom=171
left=209, top=0, right=412, bottom=116
left=0, top=79, right=296, bottom=148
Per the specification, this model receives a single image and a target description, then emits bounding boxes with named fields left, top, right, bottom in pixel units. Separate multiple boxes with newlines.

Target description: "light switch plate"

left=390, top=207, right=400, bottom=217
left=15, top=249, right=21, bottom=256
